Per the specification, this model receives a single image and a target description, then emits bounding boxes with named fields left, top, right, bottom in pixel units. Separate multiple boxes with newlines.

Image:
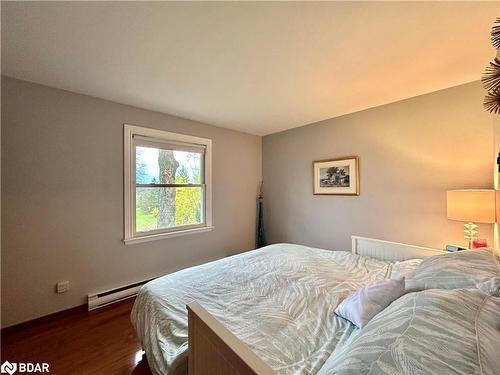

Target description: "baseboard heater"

left=87, top=277, right=155, bottom=311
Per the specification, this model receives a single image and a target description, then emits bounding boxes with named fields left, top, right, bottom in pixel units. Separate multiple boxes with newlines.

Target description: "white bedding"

left=131, top=243, right=420, bottom=375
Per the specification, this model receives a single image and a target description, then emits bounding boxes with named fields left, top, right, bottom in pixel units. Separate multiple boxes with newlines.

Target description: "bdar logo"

left=0, top=361, right=17, bottom=375
left=0, top=362, right=49, bottom=374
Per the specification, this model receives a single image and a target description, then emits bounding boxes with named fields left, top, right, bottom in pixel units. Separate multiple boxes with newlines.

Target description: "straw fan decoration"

left=482, top=17, right=500, bottom=114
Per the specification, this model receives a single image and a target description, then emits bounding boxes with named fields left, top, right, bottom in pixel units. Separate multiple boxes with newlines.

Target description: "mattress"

left=131, top=243, right=415, bottom=375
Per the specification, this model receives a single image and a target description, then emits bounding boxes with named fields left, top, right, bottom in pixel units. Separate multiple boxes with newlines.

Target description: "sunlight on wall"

left=494, top=116, right=499, bottom=253
left=493, top=50, right=500, bottom=254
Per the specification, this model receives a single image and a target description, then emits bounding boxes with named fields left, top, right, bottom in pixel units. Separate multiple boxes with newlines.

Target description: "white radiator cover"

left=87, top=277, right=154, bottom=311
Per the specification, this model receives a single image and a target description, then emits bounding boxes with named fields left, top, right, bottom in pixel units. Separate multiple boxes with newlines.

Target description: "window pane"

left=136, top=187, right=203, bottom=232
left=136, top=146, right=202, bottom=184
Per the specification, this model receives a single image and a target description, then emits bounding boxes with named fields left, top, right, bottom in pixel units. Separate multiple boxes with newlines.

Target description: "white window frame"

left=123, top=124, right=213, bottom=245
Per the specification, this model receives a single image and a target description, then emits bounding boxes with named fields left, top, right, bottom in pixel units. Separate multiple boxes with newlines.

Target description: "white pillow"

left=389, top=258, right=422, bottom=279
left=335, top=277, right=406, bottom=328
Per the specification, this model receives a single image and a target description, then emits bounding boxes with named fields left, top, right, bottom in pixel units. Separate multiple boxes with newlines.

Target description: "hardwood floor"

left=1, top=298, right=152, bottom=374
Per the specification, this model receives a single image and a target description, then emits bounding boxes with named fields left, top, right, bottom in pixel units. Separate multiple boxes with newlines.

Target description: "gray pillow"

left=335, top=277, right=406, bottom=328
left=406, top=248, right=500, bottom=291
left=478, top=277, right=500, bottom=296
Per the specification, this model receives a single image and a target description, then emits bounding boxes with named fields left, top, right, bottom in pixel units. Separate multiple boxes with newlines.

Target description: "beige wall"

left=1, top=77, right=262, bottom=327
left=263, top=81, right=494, bottom=251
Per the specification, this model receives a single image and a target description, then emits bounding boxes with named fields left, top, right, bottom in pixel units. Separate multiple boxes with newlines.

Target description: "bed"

left=131, top=237, right=500, bottom=375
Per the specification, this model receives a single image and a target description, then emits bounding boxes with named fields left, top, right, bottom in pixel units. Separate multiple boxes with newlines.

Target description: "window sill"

left=123, top=226, right=214, bottom=245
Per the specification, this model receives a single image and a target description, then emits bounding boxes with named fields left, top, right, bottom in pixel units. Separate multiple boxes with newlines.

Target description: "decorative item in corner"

left=491, top=17, right=500, bottom=49
left=484, top=88, right=500, bottom=114
left=483, top=18, right=500, bottom=114
left=482, top=58, right=500, bottom=91
left=313, top=156, right=359, bottom=195
left=255, top=181, right=266, bottom=248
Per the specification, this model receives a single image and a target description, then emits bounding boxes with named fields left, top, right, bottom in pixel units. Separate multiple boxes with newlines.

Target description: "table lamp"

left=446, top=189, right=496, bottom=248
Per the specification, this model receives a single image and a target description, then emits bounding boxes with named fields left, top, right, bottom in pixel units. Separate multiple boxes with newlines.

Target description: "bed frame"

left=187, top=236, right=443, bottom=375
left=351, top=235, right=443, bottom=261
left=187, top=303, right=275, bottom=375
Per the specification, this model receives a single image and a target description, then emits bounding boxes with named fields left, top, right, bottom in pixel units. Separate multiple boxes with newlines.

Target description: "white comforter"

left=131, top=244, right=416, bottom=375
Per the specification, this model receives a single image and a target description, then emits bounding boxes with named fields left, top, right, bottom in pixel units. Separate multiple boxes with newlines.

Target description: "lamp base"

left=463, top=222, right=478, bottom=249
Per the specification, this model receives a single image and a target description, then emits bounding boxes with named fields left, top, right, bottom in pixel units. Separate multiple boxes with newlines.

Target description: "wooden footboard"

left=187, top=302, right=275, bottom=375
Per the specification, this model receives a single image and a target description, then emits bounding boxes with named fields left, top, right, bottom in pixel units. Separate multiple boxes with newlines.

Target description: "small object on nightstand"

left=446, top=244, right=467, bottom=252
left=472, top=239, right=488, bottom=249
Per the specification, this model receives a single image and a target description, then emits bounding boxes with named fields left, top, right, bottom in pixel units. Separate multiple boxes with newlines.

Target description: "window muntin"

left=124, top=125, right=212, bottom=243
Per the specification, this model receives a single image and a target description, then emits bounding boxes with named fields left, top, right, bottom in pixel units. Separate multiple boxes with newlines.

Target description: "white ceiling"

left=2, top=2, right=499, bottom=136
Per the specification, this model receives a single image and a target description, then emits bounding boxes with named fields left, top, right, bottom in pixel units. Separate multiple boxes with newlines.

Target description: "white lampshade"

left=446, top=189, right=496, bottom=223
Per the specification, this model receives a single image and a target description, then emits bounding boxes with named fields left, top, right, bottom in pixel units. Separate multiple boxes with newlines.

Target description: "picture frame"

left=313, top=156, right=359, bottom=195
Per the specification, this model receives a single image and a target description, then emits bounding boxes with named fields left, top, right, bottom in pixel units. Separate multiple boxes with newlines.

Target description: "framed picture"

left=313, top=156, right=359, bottom=195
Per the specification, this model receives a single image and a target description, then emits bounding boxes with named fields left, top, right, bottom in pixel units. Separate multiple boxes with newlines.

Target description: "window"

left=124, top=125, right=212, bottom=244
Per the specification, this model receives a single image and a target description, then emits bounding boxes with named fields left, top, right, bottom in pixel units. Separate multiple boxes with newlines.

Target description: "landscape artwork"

left=313, top=157, right=359, bottom=195
left=319, top=165, right=350, bottom=187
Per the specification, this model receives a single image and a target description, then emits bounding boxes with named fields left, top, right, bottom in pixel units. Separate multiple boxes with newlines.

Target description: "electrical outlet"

left=56, top=281, right=69, bottom=294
